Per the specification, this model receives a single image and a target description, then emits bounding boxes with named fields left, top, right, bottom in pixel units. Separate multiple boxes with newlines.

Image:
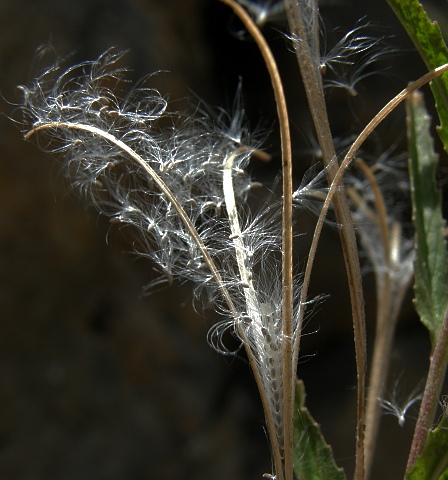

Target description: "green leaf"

left=386, top=0, right=448, bottom=152
left=406, top=414, right=448, bottom=480
left=293, top=380, right=346, bottom=480
left=406, top=90, right=448, bottom=346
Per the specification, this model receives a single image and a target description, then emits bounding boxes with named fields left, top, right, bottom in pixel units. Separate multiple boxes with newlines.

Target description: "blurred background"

left=0, top=0, right=446, bottom=479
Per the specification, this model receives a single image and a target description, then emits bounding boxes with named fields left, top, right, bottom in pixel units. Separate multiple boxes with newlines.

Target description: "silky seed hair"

left=19, top=50, right=260, bottom=293
left=19, top=49, right=309, bottom=459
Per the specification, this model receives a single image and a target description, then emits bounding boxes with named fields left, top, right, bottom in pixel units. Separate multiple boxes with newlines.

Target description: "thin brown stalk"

left=219, top=2, right=293, bottom=478
left=343, top=64, right=448, bottom=170
left=26, top=122, right=237, bottom=313
left=345, top=195, right=409, bottom=474
left=355, top=159, right=390, bottom=257
left=355, top=160, right=393, bottom=478
left=283, top=2, right=367, bottom=479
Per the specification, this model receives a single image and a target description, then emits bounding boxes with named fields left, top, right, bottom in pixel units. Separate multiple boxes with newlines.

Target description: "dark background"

left=0, top=0, right=446, bottom=479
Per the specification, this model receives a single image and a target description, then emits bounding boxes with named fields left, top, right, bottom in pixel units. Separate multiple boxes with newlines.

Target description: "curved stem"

left=284, top=3, right=366, bottom=478
left=355, top=159, right=390, bottom=258
left=26, top=122, right=237, bottom=316
left=220, top=2, right=294, bottom=479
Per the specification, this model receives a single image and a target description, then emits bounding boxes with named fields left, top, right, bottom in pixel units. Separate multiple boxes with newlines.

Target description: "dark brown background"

left=0, top=0, right=446, bottom=479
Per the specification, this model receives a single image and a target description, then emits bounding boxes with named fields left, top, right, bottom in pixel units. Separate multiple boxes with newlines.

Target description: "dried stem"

left=283, top=2, right=367, bottom=479
left=223, top=147, right=284, bottom=478
left=26, top=122, right=237, bottom=315
left=355, top=159, right=390, bottom=255
left=353, top=159, right=414, bottom=477
left=220, top=2, right=293, bottom=478
left=353, top=159, right=396, bottom=478
left=355, top=160, right=392, bottom=478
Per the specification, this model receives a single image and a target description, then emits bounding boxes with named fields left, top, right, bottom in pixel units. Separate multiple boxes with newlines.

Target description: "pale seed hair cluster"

left=18, top=48, right=323, bottom=460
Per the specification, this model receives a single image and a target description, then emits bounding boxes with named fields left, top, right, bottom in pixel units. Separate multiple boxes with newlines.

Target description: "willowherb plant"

left=16, top=0, right=448, bottom=479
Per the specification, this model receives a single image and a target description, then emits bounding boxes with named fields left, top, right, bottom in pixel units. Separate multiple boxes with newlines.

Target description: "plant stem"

left=220, top=2, right=293, bottom=478
left=26, top=122, right=238, bottom=315
left=363, top=222, right=413, bottom=478
left=355, top=158, right=393, bottom=478
left=283, top=2, right=367, bottom=479
left=223, top=147, right=285, bottom=480
left=356, top=156, right=415, bottom=477
left=406, top=305, right=448, bottom=471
